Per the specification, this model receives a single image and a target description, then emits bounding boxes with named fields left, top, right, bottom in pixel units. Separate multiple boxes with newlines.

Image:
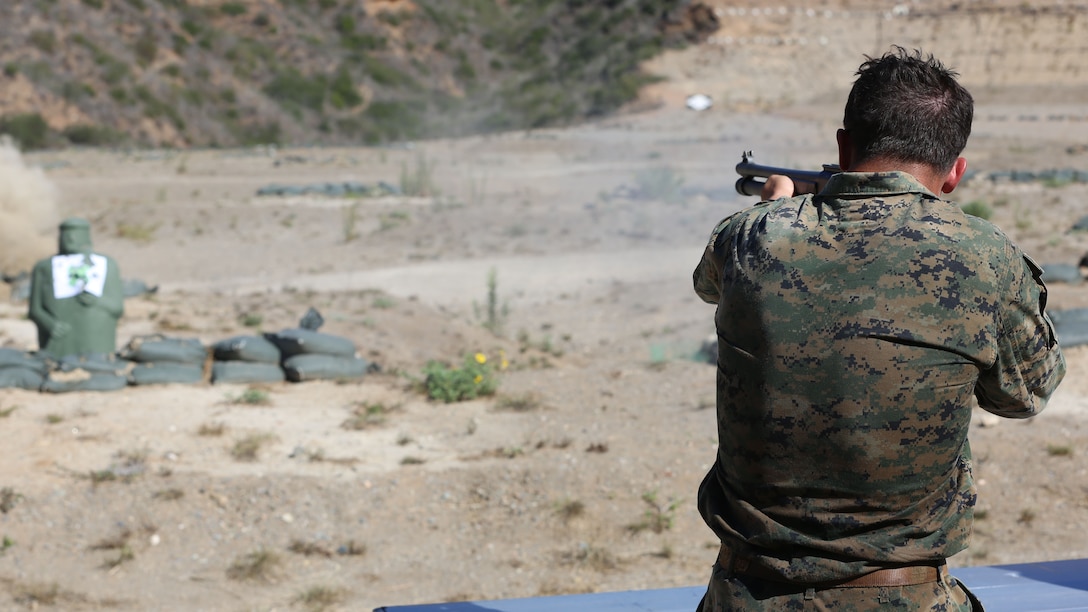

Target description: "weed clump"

left=422, top=352, right=499, bottom=403
left=226, top=549, right=281, bottom=582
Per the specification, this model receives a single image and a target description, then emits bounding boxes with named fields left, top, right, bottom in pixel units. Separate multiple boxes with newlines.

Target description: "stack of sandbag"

left=0, top=348, right=50, bottom=390
left=40, top=353, right=131, bottom=393
left=119, top=334, right=207, bottom=385
left=210, top=335, right=285, bottom=384
left=264, top=328, right=369, bottom=382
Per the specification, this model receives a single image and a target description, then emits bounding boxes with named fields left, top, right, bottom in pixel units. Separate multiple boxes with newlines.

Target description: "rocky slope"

left=0, top=0, right=716, bottom=148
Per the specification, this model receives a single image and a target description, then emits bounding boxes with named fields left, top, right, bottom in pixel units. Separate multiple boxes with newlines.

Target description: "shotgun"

left=735, top=151, right=840, bottom=197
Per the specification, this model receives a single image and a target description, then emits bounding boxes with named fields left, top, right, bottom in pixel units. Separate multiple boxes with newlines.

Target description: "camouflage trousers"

left=696, top=560, right=982, bottom=611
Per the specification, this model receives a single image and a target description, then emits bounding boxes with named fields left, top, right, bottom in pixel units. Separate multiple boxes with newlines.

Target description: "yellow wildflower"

left=499, top=349, right=509, bottom=370
left=474, top=374, right=483, bottom=384
left=475, top=352, right=487, bottom=364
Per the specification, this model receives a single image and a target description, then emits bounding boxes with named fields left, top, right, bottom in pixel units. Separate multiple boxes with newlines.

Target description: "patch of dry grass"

left=230, top=433, right=278, bottom=462
left=295, top=585, right=347, bottom=611
left=226, top=548, right=281, bottom=583
left=288, top=539, right=333, bottom=558
left=342, top=402, right=397, bottom=430
left=493, top=392, right=543, bottom=412
left=197, top=421, right=227, bottom=436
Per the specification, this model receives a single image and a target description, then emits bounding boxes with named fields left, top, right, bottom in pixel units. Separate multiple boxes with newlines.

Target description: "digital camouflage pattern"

left=699, top=561, right=976, bottom=611
left=693, top=172, right=1066, bottom=586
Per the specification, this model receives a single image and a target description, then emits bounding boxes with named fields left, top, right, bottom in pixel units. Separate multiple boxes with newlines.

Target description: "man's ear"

left=940, top=157, right=968, bottom=194
left=836, top=129, right=852, bottom=171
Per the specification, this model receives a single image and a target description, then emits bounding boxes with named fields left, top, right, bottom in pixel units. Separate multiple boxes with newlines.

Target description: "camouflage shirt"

left=693, top=171, right=1066, bottom=583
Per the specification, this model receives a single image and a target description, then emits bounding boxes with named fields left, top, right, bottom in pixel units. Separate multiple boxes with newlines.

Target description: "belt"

left=718, top=543, right=945, bottom=588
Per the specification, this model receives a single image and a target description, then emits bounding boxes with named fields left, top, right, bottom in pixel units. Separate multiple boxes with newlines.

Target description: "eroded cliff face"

left=642, top=1, right=1088, bottom=110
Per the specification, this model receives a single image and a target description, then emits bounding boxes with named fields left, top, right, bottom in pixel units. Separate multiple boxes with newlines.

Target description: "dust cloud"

left=0, top=137, right=60, bottom=275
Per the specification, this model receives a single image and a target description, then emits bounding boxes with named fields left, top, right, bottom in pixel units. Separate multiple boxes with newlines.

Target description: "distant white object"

left=686, top=94, right=713, bottom=111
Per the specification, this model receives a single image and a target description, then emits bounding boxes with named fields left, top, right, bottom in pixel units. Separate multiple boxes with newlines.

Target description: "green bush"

left=363, top=100, right=424, bottom=142
left=422, top=353, right=498, bottom=403
left=362, top=56, right=414, bottom=88
left=263, top=68, right=327, bottom=112
left=220, top=2, right=247, bottom=16
left=29, top=30, right=56, bottom=54
left=329, top=68, right=362, bottom=109
left=134, top=29, right=158, bottom=67
left=63, top=124, right=124, bottom=146
left=0, top=113, right=50, bottom=150
left=961, top=200, right=993, bottom=220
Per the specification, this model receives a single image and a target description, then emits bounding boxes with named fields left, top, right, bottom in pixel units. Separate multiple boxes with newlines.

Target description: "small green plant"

left=400, top=154, right=438, bottom=197
left=45, top=413, right=64, bottom=424
left=239, top=312, right=263, bottom=327
left=116, top=222, right=159, bottom=243
left=228, top=386, right=271, bottom=406
left=0, top=405, right=17, bottom=418
left=1, top=535, right=13, bottom=552
left=227, top=549, right=281, bottom=582
left=421, top=352, right=499, bottom=402
left=401, top=455, right=425, bottom=465
left=378, top=210, right=411, bottom=231
left=372, top=296, right=396, bottom=309
left=960, top=200, right=993, bottom=220
left=342, top=202, right=360, bottom=242
left=231, top=433, right=277, bottom=461
left=627, top=491, right=681, bottom=535
left=0, top=487, right=20, bottom=514
left=341, top=402, right=394, bottom=430
left=90, top=529, right=135, bottom=570
left=474, top=268, right=508, bottom=335
left=561, top=542, right=619, bottom=572
left=1046, top=444, right=1073, bottom=457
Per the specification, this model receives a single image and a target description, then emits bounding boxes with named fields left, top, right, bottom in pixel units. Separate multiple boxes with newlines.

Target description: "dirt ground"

left=1, top=85, right=1088, bottom=610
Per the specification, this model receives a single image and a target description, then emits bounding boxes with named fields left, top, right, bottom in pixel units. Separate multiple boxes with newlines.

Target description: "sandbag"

left=264, top=328, right=356, bottom=359
left=1040, top=263, right=1082, bottom=284
left=282, top=354, right=369, bottom=382
left=40, top=369, right=128, bottom=393
left=211, top=361, right=285, bottom=384
left=128, top=362, right=205, bottom=386
left=120, top=335, right=207, bottom=364
left=0, top=348, right=51, bottom=374
left=212, top=335, right=281, bottom=364
left=0, top=367, right=45, bottom=390
left=1051, top=308, right=1088, bottom=348
left=57, top=353, right=133, bottom=376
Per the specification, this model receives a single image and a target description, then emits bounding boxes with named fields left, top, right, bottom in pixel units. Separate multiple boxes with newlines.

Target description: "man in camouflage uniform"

left=693, top=47, right=1066, bottom=611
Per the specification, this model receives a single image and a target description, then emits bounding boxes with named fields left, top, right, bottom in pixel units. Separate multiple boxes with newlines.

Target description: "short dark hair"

left=843, top=46, right=973, bottom=172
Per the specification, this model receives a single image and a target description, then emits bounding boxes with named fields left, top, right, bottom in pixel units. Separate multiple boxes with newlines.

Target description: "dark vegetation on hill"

left=0, top=0, right=718, bottom=149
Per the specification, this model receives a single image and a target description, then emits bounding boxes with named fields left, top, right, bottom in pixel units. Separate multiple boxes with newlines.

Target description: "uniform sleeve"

left=974, top=250, right=1066, bottom=418
left=693, top=217, right=735, bottom=304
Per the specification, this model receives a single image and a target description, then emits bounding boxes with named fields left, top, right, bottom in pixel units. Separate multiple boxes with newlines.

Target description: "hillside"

left=0, top=0, right=718, bottom=149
